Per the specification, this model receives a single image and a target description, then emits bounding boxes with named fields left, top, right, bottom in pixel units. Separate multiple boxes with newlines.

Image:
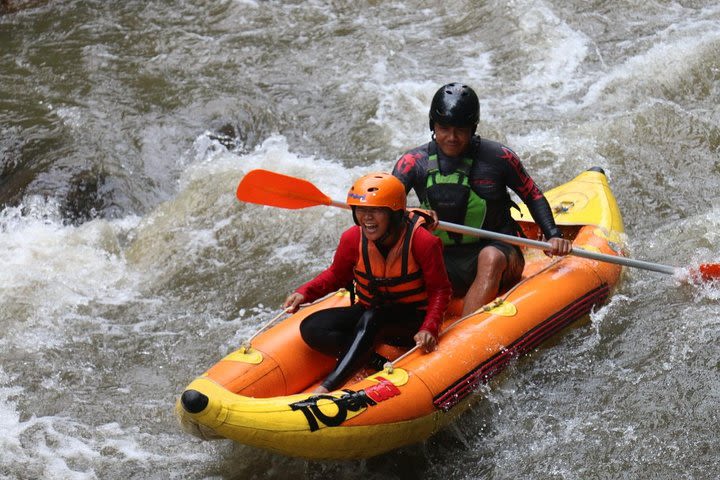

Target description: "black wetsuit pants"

left=299, top=303, right=424, bottom=391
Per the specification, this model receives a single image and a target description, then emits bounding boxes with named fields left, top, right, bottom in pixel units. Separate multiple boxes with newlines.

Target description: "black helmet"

left=428, top=83, right=480, bottom=132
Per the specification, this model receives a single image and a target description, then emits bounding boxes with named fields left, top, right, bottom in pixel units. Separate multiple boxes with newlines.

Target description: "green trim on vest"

left=421, top=153, right=487, bottom=245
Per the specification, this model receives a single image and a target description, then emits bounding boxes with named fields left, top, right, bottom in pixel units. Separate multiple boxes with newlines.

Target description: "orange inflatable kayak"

left=176, top=167, right=625, bottom=459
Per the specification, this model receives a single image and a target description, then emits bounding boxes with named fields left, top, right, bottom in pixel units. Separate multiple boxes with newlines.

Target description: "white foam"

left=367, top=49, right=494, bottom=151
left=0, top=199, right=141, bottom=324
left=0, top=370, right=23, bottom=450
left=182, top=133, right=389, bottom=204
left=581, top=15, right=720, bottom=109
left=516, top=2, right=590, bottom=99
left=368, top=79, right=438, bottom=150
left=0, top=398, right=216, bottom=479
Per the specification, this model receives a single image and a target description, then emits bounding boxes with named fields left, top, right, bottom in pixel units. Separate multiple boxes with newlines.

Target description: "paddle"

left=236, top=169, right=720, bottom=281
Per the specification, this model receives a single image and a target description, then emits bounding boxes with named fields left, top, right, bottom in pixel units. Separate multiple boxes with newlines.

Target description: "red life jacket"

left=353, top=213, right=428, bottom=308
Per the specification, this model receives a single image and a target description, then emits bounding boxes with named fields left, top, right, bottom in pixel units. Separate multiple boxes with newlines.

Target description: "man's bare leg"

left=461, top=246, right=507, bottom=316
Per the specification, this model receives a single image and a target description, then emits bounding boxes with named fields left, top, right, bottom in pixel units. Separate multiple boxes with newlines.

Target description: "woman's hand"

left=283, top=292, right=305, bottom=313
left=414, top=329, right=438, bottom=353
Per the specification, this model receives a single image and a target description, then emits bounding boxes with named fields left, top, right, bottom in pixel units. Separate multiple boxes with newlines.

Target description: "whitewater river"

left=1, top=1, right=719, bottom=478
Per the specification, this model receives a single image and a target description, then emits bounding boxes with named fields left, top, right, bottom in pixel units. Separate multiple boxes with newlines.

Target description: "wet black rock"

left=206, top=123, right=246, bottom=152
left=60, top=169, right=106, bottom=225
left=1, top=0, right=46, bottom=15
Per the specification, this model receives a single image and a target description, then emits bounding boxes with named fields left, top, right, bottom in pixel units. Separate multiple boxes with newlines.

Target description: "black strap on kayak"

left=320, top=308, right=380, bottom=391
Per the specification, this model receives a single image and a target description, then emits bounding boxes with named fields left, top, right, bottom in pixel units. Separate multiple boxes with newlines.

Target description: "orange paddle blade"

left=698, top=263, right=720, bottom=281
left=236, top=169, right=332, bottom=209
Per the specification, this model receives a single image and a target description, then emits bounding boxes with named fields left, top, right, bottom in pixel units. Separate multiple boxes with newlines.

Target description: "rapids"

left=1, top=1, right=719, bottom=478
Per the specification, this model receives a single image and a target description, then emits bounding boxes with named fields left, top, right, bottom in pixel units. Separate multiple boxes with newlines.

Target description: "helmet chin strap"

left=374, top=227, right=400, bottom=248
left=374, top=211, right=405, bottom=245
left=375, top=230, right=392, bottom=245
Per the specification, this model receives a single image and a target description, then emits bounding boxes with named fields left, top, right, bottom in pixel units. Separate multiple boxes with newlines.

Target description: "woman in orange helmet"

left=283, top=173, right=452, bottom=394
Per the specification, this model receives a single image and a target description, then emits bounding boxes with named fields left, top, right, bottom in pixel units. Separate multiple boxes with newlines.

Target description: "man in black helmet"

left=392, top=82, right=571, bottom=316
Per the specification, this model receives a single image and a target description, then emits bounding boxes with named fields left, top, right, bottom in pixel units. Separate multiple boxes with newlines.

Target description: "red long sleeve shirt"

left=296, top=225, right=452, bottom=338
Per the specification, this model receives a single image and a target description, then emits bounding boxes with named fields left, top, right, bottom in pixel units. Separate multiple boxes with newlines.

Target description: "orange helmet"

left=346, top=173, right=406, bottom=211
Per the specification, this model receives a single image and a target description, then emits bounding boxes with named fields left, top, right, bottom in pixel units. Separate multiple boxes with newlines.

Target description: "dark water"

left=1, top=1, right=719, bottom=479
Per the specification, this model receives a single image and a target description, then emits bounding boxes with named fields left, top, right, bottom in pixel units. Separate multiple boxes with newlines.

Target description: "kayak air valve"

left=181, top=389, right=209, bottom=414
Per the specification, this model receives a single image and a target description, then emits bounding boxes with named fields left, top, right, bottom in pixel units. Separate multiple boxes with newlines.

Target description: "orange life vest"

left=353, top=213, right=428, bottom=308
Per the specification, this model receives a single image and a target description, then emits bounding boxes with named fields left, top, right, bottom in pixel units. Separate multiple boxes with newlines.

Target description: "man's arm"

left=499, top=146, right=562, bottom=239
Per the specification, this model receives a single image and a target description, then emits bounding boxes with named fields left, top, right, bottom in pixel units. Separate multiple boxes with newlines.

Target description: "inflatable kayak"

left=176, top=167, right=625, bottom=459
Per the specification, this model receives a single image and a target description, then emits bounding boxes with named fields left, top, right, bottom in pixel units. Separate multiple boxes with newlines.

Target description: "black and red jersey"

left=392, top=137, right=561, bottom=239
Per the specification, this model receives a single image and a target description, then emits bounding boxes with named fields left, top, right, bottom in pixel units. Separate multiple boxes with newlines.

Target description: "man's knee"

left=477, top=247, right=507, bottom=274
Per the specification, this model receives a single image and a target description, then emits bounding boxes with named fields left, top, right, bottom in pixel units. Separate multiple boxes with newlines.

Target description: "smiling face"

left=354, top=206, right=392, bottom=243
left=434, top=123, right=473, bottom=158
